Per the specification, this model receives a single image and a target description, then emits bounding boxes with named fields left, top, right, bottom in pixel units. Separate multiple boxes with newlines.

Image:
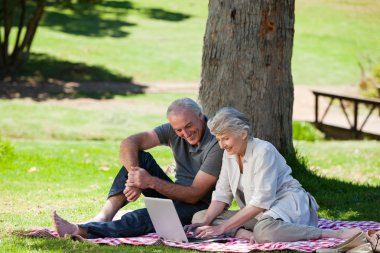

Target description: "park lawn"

left=0, top=138, right=379, bottom=252
left=2, top=0, right=379, bottom=251
left=0, top=93, right=195, bottom=141
left=0, top=93, right=379, bottom=252
left=14, top=0, right=380, bottom=85
left=0, top=95, right=379, bottom=252
left=0, top=95, right=329, bottom=142
left=295, top=140, right=380, bottom=187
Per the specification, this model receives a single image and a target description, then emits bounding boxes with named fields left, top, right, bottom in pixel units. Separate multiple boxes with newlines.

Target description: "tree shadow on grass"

left=286, top=152, right=380, bottom=221
left=100, top=0, right=134, bottom=10
left=99, top=1, right=192, bottom=22
left=41, top=10, right=135, bottom=38
left=0, top=53, right=147, bottom=100
left=140, top=8, right=191, bottom=21
left=42, top=1, right=191, bottom=38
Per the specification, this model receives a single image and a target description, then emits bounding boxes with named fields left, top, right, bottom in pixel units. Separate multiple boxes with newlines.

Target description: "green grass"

left=293, top=121, right=325, bottom=141
left=293, top=0, right=380, bottom=85
left=2, top=1, right=380, bottom=251
left=27, top=0, right=207, bottom=83
left=0, top=93, right=195, bottom=140
left=1, top=138, right=379, bottom=252
left=7, top=0, right=380, bottom=85
left=0, top=96, right=380, bottom=252
left=0, top=139, right=177, bottom=252
left=294, top=140, right=380, bottom=186
left=285, top=148, right=380, bottom=221
left=0, top=96, right=324, bottom=142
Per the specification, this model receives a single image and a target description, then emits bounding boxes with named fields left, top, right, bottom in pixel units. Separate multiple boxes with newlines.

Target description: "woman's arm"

left=186, top=200, right=227, bottom=233
left=217, top=205, right=264, bottom=233
left=195, top=204, right=264, bottom=238
left=184, top=200, right=227, bottom=235
left=200, top=200, right=228, bottom=225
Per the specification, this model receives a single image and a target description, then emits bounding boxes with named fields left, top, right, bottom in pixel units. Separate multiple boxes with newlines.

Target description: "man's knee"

left=138, top=151, right=154, bottom=167
left=192, top=210, right=207, bottom=223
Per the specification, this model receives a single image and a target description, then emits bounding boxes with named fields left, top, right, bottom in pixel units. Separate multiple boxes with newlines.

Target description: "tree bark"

left=11, top=0, right=27, bottom=65
left=199, top=0, right=295, bottom=153
left=19, top=0, right=45, bottom=58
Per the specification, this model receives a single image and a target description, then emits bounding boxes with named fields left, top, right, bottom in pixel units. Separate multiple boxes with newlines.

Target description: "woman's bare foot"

left=235, top=228, right=254, bottom=242
left=52, top=210, right=79, bottom=237
left=338, top=228, right=362, bottom=239
left=321, top=227, right=362, bottom=239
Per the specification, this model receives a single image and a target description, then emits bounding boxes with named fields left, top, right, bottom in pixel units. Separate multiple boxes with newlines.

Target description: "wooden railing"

left=312, top=90, right=380, bottom=138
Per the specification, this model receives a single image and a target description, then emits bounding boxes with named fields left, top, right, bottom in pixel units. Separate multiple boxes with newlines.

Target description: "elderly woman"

left=189, top=107, right=360, bottom=243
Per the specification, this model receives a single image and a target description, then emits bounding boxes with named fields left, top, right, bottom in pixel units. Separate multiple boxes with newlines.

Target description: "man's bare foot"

left=235, top=228, right=254, bottom=241
left=52, top=210, right=79, bottom=237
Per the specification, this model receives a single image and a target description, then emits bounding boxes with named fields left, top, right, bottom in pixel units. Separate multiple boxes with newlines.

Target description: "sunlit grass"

left=1, top=138, right=379, bottom=252
left=294, top=140, right=380, bottom=186
left=0, top=93, right=196, bottom=141
left=12, top=0, right=379, bottom=85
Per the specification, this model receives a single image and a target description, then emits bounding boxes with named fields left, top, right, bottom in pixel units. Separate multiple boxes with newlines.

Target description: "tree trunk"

left=199, top=0, right=295, bottom=153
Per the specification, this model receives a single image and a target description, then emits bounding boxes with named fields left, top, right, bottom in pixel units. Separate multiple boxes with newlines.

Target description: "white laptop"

left=144, top=197, right=228, bottom=243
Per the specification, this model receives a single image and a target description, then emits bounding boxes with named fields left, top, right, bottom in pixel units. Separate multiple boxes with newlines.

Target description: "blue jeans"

left=79, top=151, right=209, bottom=239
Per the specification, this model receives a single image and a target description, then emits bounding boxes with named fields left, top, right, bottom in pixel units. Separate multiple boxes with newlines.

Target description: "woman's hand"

left=194, top=224, right=225, bottom=238
left=184, top=222, right=207, bottom=234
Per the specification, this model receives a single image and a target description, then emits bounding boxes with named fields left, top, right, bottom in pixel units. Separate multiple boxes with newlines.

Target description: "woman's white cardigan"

left=212, top=138, right=319, bottom=226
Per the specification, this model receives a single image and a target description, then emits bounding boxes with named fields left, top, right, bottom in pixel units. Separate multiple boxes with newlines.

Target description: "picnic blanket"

left=23, top=218, right=380, bottom=252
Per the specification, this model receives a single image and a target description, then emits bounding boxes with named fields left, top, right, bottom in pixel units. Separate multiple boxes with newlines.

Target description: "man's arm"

left=119, top=130, right=160, bottom=172
left=120, top=130, right=160, bottom=202
left=127, top=169, right=218, bottom=204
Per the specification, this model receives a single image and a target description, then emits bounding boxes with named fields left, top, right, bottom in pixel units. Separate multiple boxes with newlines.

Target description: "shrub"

left=372, top=64, right=380, bottom=83
left=358, top=59, right=380, bottom=98
left=0, top=136, right=14, bottom=161
left=292, top=121, right=324, bottom=141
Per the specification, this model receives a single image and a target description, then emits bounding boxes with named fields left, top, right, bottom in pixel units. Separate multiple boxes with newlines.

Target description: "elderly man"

left=52, top=97, right=223, bottom=239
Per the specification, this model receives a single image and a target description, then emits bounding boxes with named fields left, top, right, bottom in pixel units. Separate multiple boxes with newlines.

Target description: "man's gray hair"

left=207, top=107, right=253, bottom=137
left=166, top=97, right=203, bottom=117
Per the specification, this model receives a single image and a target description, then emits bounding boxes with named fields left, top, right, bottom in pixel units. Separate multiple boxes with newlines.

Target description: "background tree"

left=0, top=0, right=45, bottom=77
left=0, top=0, right=101, bottom=78
left=199, top=0, right=295, bottom=153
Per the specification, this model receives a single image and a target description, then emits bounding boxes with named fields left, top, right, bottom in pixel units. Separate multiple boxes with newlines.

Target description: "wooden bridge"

left=312, top=90, right=380, bottom=140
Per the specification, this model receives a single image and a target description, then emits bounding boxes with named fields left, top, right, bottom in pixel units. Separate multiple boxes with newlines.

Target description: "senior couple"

left=53, top=98, right=359, bottom=243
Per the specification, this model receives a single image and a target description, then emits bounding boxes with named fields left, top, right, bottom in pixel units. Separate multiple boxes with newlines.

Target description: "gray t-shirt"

left=154, top=122, right=223, bottom=204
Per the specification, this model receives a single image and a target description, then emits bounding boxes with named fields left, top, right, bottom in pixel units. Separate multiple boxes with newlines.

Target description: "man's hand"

left=123, top=186, right=141, bottom=202
left=127, top=166, right=154, bottom=189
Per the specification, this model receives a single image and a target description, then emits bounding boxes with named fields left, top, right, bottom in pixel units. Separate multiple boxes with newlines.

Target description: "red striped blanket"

left=24, top=218, right=380, bottom=252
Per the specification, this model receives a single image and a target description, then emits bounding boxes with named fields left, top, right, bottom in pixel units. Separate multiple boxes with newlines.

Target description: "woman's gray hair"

left=167, top=97, right=203, bottom=117
left=207, top=107, right=253, bottom=137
